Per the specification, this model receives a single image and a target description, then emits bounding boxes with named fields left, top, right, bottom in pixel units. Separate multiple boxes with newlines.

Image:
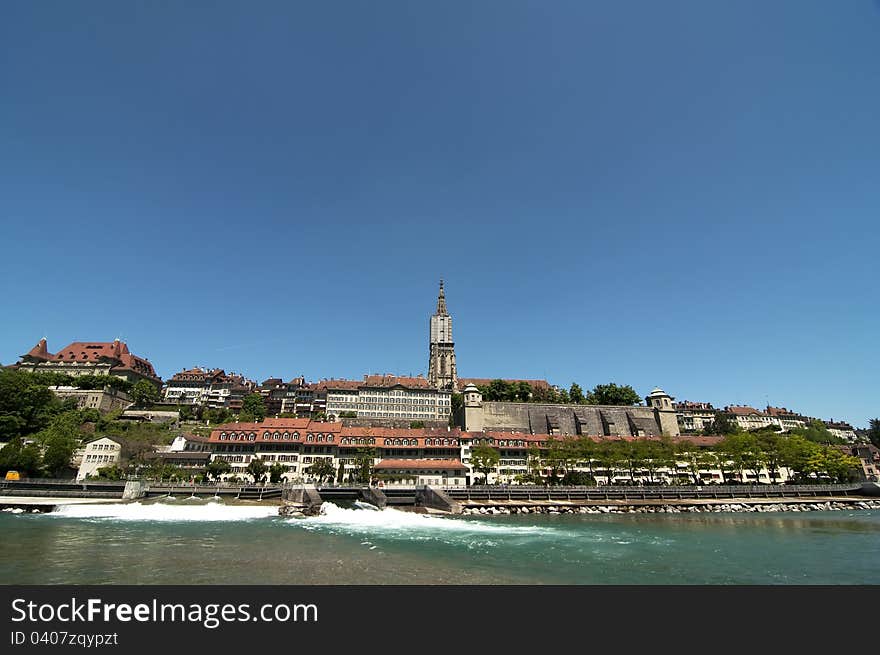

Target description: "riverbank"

left=461, top=498, right=880, bottom=515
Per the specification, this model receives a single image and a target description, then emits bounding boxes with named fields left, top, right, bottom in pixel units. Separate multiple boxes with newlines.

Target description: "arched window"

left=230, top=432, right=237, bottom=440
left=220, top=432, right=227, bottom=440
left=283, top=432, right=289, bottom=440
left=273, top=432, right=280, bottom=440
left=293, top=432, right=299, bottom=440
left=307, top=434, right=313, bottom=442
left=263, top=431, right=270, bottom=439
left=249, top=434, right=256, bottom=441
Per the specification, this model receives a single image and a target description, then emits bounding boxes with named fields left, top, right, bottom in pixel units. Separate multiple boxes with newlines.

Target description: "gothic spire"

left=436, top=279, right=448, bottom=315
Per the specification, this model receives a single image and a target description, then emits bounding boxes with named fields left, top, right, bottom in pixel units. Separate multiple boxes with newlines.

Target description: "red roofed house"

left=15, top=338, right=161, bottom=388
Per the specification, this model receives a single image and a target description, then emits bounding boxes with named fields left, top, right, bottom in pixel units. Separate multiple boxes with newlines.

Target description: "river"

left=2, top=500, right=879, bottom=584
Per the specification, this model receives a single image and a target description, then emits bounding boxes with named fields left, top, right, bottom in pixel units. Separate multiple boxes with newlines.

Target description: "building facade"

left=458, top=385, right=680, bottom=437
left=322, top=375, right=452, bottom=423
left=674, top=401, right=717, bottom=433
left=15, top=338, right=161, bottom=388
left=76, top=437, right=122, bottom=481
left=48, top=385, right=132, bottom=414
left=163, top=367, right=257, bottom=409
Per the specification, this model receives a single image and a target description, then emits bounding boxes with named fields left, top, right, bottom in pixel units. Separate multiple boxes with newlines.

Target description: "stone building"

left=674, top=401, right=717, bottom=433
left=15, top=338, right=161, bottom=388
left=457, top=384, right=680, bottom=437
left=48, top=385, right=132, bottom=414
left=427, top=280, right=457, bottom=391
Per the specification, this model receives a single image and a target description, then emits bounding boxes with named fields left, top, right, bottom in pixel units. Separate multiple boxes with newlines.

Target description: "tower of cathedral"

left=427, top=280, right=458, bottom=391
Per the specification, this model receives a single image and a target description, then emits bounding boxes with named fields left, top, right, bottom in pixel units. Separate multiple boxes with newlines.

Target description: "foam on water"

left=291, top=502, right=569, bottom=539
left=50, top=501, right=277, bottom=522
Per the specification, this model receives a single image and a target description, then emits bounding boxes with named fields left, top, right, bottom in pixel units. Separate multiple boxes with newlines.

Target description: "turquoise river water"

left=1, top=500, right=879, bottom=584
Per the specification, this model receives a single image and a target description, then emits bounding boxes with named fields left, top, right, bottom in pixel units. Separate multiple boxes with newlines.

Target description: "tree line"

left=469, top=430, right=863, bottom=486
left=475, top=380, right=643, bottom=406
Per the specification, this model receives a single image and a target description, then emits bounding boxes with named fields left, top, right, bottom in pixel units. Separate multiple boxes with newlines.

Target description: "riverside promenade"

left=2, top=479, right=878, bottom=515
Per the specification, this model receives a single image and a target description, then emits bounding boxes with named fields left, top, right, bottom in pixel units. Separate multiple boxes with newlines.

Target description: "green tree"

left=130, top=379, right=160, bottom=407
left=0, top=437, right=43, bottom=477
left=470, top=442, right=500, bottom=484
left=586, top=383, right=641, bottom=406
left=778, top=435, right=819, bottom=483
left=755, top=431, right=784, bottom=483
left=72, top=375, right=132, bottom=393
left=206, top=459, right=232, bottom=481
left=868, top=419, right=880, bottom=449
left=37, top=412, right=85, bottom=477
left=353, top=448, right=376, bottom=483
left=574, top=437, right=597, bottom=481
left=94, top=464, right=124, bottom=480
left=791, top=419, right=844, bottom=445
left=247, top=457, right=268, bottom=483
left=336, top=460, right=346, bottom=483
left=513, top=381, right=534, bottom=402
left=409, top=421, right=425, bottom=429
left=240, top=394, right=267, bottom=422
left=569, top=383, right=586, bottom=405
left=545, top=437, right=577, bottom=485
left=595, top=440, right=625, bottom=485
left=268, top=462, right=288, bottom=484
left=0, top=369, right=70, bottom=441
left=307, top=458, right=335, bottom=483
left=704, top=412, right=739, bottom=435
left=818, top=447, right=861, bottom=483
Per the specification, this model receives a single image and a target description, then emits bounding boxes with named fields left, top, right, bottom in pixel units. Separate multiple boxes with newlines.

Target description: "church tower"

left=427, top=280, right=458, bottom=390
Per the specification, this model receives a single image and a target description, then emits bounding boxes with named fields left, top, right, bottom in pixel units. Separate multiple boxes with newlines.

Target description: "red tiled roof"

left=374, top=459, right=467, bottom=471
left=181, top=432, right=211, bottom=443
left=22, top=339, right=159, bottom=380
left=363, top=375, right=434, bottom=389
left=208, top=419, right=342, bottom=443
left=24, top=338, right=52, bottom=361
left=317, top=375, right=438, bottom=391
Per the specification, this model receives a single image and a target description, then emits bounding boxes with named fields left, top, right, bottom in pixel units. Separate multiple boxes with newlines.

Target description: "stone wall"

left=475, top=402, right=678, bottom=437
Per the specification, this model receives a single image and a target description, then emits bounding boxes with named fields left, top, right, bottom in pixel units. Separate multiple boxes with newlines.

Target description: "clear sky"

left=1, top=2, right=878, bottom=427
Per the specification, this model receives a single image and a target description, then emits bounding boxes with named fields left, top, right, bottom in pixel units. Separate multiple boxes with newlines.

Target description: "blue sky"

left=1, top=2, right=878, bottom=427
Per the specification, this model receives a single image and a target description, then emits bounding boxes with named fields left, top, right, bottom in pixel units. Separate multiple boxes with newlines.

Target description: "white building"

left=76, top=437, right=122, bottom=481
left=322, top=375, right=452, bottom=422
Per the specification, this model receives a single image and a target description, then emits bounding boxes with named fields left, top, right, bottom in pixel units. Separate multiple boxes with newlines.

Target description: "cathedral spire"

left=428, top=280, right=457, bottom=390
left=436, top=279, right=448, bottom=316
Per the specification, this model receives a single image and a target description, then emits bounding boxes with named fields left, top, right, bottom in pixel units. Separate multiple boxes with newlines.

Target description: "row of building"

left=6, top=282, right=864, bottom=443
left=75, top=418, right=880, bottom=485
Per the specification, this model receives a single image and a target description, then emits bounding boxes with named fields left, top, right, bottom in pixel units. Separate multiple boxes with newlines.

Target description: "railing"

left=442, top=483, right=864, bottom=501
left=0, top=478, right=126, bottom=487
